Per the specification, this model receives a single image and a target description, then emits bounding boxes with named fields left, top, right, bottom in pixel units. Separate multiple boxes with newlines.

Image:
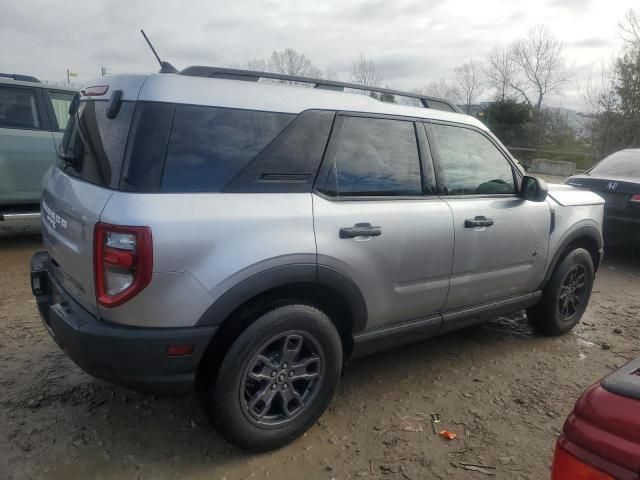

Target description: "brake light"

left=83, top=85, right=109, bottom=96
left=94, top=223, right=152, bottom=308
left=630, top=194, right=640, bottom=203
left=551, top=443, right=613, bottom=480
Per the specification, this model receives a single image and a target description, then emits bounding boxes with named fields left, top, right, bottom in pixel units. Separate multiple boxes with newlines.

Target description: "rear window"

left=0, top=85, right=40, bottom=129
left=48, top=90, right=75, bottom=131
left=590, top=150, right=640, bottom=178
left=160, top=105, right=294, bottom=192
left=58, top=101, right=299, bottom=192
left=58, top=100, right=135, bottom=188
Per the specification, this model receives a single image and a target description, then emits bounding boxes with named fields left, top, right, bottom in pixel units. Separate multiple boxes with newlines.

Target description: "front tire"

left=205, top=304, right=342, bottom=452
left=527, top=247, right=594, bottom=336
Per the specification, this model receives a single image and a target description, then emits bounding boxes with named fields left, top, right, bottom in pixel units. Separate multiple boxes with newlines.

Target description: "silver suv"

left=30, top=67, right=605, bottom=451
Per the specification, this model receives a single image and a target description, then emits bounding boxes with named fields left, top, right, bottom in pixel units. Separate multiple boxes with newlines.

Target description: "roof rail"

left=179, top=66, right=462, bottom=113
left=0, top=73, right=41, bottom=83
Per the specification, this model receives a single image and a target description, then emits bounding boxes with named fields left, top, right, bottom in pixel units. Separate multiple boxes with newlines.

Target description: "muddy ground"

left=1, top=219, right=639, bottom=480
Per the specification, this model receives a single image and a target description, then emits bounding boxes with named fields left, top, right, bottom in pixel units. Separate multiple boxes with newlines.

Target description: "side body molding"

left=196, top=264, right=368, bottom=334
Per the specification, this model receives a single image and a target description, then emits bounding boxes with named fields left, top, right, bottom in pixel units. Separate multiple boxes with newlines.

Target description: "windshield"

left=589, top=150, right=640, bottom=178
left=58, top=100, right=135, bottom=188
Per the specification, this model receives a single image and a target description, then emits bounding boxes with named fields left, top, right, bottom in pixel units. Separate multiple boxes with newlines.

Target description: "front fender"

left=540, top=221, right=604, bottom=289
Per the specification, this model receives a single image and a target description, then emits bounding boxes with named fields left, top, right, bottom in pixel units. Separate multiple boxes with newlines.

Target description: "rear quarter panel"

left=98, top=192, right=316, bottom=327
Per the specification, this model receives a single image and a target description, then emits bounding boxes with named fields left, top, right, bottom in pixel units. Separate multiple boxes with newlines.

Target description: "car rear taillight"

left=551, top=443, right=614, bottom=480
left=94, top=223, right=152, bottom=308
left=630, top=194, right=640, bottom=203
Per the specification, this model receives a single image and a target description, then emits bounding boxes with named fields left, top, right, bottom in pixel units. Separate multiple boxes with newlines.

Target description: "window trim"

left=424, top=120, right=522, bottom=198
left=313, top=112, right=435, bottom=200
left=0, top=84, right=49, bottom=132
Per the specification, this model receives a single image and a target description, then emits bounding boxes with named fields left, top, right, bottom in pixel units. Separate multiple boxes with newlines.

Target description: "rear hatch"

left=42, top=76, right=146, bottom=315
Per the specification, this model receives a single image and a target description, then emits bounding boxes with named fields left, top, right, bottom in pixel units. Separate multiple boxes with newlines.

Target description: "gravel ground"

left=1, top=219, right=639, bottom=480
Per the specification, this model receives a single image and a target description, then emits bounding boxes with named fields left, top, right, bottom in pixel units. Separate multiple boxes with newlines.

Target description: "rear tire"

left=527, top=247, right=594, bottom=336
left=203, top=304, right=342, bottom=452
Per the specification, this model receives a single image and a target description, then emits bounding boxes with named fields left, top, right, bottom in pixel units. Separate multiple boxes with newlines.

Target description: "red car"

left=552, top=358, right=640, bottom=479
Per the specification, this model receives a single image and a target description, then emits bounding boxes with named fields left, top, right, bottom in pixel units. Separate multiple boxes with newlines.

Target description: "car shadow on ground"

left=601, top=244, right=640, bottom=270
left=27, top=308, right=556, bottom=474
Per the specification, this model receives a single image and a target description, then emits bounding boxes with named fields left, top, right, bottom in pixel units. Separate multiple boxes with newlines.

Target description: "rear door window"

left=48, top=90, right=75, bottom=131
left=0, top=85, right=40, bottom=129
left=430, top=124, right=515, bottom=195
left=320, top=115, right=423, bottom=197
left=161, top=106, right=294, bottom=192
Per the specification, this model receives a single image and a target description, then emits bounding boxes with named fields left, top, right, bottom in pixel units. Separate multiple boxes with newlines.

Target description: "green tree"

left=378, top=89, right=396, bottom=103
left=485, top=99, right=531, bottom=147
left=588, top=38, right=640, bottom=156
left=613, top=49, right=640, bottom=147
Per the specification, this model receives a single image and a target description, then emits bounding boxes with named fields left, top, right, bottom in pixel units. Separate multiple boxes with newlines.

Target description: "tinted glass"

left=431, top=124, right=515, bottom=195
left=161, top=106, right=294, bottom=192
left=324, top=116, right=422, bottom=196
left=121, top=102, right=175, bottom=192
left=224, top=110, right=335, bottom=193
left=49, top=90, right=75, bottom=131
left=590, top=150, right=640, bottom=178
left=0, top=86, right=40, bottom=129
left=58, top=100, right=135, bottom=188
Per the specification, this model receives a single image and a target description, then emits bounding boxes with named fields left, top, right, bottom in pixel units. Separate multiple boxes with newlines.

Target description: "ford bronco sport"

left=30, top=67, right=604, bottom=451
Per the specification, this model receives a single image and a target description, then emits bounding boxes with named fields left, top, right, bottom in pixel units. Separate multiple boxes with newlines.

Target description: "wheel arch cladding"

left=541, top=224, right=603, bottom=289
left=194, top=264, right=367, bottom=387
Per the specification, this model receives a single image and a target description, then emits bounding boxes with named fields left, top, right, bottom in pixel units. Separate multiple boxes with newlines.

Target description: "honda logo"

left=607, top=182, right=618, bottom=190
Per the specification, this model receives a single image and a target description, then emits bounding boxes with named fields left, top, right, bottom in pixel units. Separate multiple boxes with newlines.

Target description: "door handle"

left=339, top=223, right=382, bottom=239
left=464, top=216, right=494, bottom=228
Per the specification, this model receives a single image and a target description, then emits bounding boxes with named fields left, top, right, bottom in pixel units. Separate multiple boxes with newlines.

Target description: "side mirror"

left=520, top=175, right=548, bottom=202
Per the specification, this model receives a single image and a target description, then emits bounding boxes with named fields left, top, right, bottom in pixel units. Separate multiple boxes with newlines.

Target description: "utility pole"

left=66, top=69, right=77, bottom=84
left=101, top=67, right=108, bottom=77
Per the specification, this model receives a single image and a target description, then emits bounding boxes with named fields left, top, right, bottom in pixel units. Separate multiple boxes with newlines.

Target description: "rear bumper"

left=30, top=251, right=217, bottom=394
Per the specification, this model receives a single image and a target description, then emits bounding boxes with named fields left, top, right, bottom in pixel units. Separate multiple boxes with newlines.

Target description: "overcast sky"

left=1, top=0, right=637, bottom=110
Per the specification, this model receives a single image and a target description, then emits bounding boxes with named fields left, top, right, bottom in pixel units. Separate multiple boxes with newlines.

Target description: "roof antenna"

left=140, top=29, right=178, bottom=74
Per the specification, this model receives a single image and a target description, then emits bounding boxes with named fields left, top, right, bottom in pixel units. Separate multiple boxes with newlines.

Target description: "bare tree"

left=268, top=48, right=321, bottom=77
left=510, top=25, right=571, bottom=111
left=619, top=7, right=640, bottom=48
left=486, top=47, right=519, bottom=101
left=246, top=49, right=323, bottom=82
left=455, top=60, right=484, bottom=113
left=579, top=58, right=618, bottom=114
left=415, top=79, right=460, bottom=104
left=247, top=58, right=269, bottom=72
left=350, top=54, right=383, bottom=86
left=324, top=68, right=339, bottom=81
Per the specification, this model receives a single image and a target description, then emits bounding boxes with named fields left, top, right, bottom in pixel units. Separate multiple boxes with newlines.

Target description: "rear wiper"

left=57, top=146, right=79, bottom=169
